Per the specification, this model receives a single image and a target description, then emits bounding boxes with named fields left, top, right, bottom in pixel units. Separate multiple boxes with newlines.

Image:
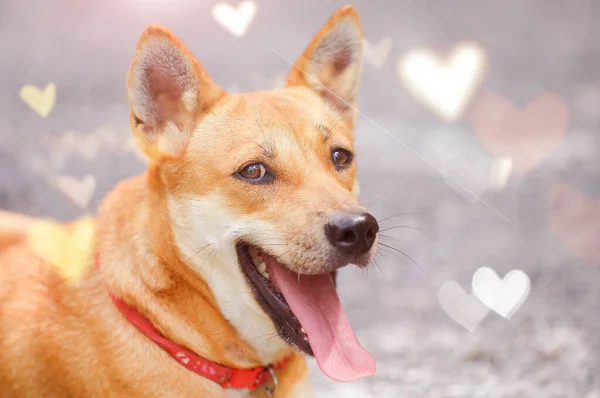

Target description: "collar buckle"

left=263, top=367, right=278, bottom=397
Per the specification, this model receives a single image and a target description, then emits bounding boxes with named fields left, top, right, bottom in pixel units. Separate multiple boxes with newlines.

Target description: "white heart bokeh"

left=438, top=281, right=491, bottom=332
left=364, top=36, right=393, bottom=69
left=472, top=267, right=531, bottom=319
left=212, top=1, right=257, bottom=37
left=438, top=267, right=531, bottom=331
left=397, top=42, right=486, bottom=122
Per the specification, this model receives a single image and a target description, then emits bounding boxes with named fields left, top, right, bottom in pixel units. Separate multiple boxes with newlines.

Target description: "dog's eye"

left=236, top=163, right=272, bottom=183
left=331, top=148, right=353, bottom=169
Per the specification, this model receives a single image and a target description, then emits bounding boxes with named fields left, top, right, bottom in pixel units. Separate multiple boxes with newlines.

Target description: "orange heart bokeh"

left=546, top=182, right=600, bottom=267
left=471, top=93, right=569, bottom=176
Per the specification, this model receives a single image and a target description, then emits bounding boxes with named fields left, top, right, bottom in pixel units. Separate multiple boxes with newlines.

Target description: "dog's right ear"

left=127, top=25, right=224, bottom=162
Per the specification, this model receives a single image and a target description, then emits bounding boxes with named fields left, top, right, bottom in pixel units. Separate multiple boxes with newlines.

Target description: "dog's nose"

left=325, top=211, right=379, bottom=255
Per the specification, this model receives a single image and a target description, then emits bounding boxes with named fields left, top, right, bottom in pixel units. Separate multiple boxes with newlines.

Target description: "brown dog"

left=0, top=5, right=379, bottom=397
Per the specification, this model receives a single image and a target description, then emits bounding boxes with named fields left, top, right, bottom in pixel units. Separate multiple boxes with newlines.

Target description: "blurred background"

left=2, top=0, right=600, bottom=397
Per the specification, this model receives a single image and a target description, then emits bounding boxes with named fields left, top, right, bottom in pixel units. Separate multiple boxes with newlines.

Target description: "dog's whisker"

left=377, top=212, right=426, bottom=224
left=378, top=234, right=404, bottom=244
left=184, top=240, right=222, bottom=263
left=278, top=248, right=296, bottom=262
left=281, top=250, right=303, bottom=283
left=257, top=332, right=281, bottom=344
left=365, top=251, right=383, bottom=272
left=378, top=225, right=430, bottom=234
left=375, top=250, right=389, bottom=264
left=378, top=242, right=429, bottom=277
left=369, top=254, right=384, bottom=272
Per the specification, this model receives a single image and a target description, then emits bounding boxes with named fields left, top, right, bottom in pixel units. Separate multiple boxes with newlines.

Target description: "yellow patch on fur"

left=27, top=217, right=96, bottom=282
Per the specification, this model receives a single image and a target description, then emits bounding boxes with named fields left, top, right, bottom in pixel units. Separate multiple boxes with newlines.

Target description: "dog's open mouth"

left=236, top=242, right=376, bottom=382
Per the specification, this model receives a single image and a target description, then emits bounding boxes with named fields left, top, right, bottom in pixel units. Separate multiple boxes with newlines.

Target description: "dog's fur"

left=0, top=5, right=372, bottom=397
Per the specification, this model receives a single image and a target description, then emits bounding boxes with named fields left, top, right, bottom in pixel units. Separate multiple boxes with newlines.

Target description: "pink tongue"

left=267, top=262, right=376, bottom=382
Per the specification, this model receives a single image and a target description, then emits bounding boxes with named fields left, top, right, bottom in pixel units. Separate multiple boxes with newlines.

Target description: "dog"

left=0, top=5, right=379, bottom=397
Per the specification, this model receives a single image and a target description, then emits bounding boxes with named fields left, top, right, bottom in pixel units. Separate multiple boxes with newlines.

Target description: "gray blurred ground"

left=2, top=0, right=600, bottom=397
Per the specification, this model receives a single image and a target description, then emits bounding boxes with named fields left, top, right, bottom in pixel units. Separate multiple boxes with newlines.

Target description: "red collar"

left=95, top=254, right=289, bottom=391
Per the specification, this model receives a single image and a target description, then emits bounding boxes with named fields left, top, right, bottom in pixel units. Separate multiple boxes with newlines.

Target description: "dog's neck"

left=94, top=170, right=291, bottom=369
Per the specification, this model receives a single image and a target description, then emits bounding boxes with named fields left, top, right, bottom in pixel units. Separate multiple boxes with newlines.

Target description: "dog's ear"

left=287, top=6, right=363, bottom=123
left=127, top=25, right=224, bottom=161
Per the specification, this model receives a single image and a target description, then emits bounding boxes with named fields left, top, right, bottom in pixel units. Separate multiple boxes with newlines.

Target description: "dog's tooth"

left=256, top=261, right=270, bottom=280
left=301, top=328, right=305, bottom=334
left=258, top=263, right=267, bottom=274
left=249, top=251, right=270, bottom=279
left=303, top=336, right=309, bottom=341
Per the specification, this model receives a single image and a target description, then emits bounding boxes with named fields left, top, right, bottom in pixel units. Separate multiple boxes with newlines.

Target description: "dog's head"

left=127, top=5, right=377, bottom=382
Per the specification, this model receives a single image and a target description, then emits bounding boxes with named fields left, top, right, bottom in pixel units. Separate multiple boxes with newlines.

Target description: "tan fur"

left=0, top=211, right=35, bottom=249
left=0, top=5, right=367, bottom=397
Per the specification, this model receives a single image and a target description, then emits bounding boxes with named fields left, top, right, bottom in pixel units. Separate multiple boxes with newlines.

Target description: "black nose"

left=325, top=211, right=379, bottom=256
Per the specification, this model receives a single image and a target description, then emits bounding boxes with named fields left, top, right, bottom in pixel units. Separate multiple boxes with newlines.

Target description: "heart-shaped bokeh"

left=19, top=83, right=57, bottom=118
left=27, top=217, right=96, bottom=282
left=547, top=182, right=600, bottom=267
left=212, top=1, right=257, bottom=37
left=397, top=42, right=486, bottom=122
left=471, top=93, right=569, bottom=176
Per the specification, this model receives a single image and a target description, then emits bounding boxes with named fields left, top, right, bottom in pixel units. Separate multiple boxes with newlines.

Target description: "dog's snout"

left=325, top=211, right=379, bottom=256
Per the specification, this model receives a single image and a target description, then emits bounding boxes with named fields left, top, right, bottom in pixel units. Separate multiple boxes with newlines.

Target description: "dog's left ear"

left=127, top=25, right=225, bottom=161
left=287, top=5, right=363, bottom=124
